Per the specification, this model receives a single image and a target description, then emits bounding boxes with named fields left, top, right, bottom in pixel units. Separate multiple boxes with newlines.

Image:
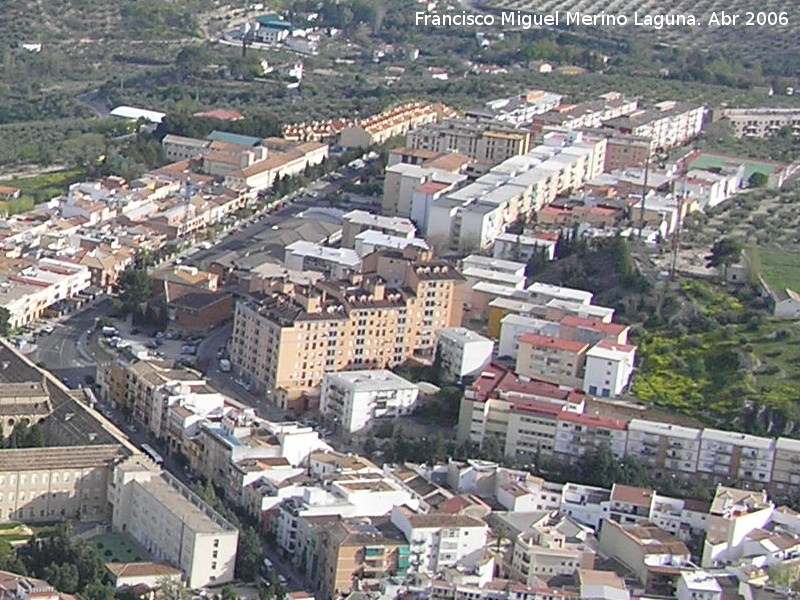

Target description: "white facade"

left=283, top=241, right=362, bottom=279
left=677, top=572, right=721, bottom=600
left=498, top=314, right=560, bottom=359
left=320, top=370, right=420, bottom=433
left=109, top=459, right=239, bottom=589
left=583, top=341, right=636, bottom=398
left=436, top=327, right=495, bottom=380
left=493, top=232, right=557, bottom=262
left=390, top=506, right=488, bottom=574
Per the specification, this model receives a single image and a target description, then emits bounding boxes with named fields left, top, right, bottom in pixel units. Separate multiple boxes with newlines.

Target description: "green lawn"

left=752, top=248, right=800, bottom=293
left=0, top=169, right=85, bottom=215
left=87, top=532, right=152, bottom=563
left=687, top=152, right=786, bottom=180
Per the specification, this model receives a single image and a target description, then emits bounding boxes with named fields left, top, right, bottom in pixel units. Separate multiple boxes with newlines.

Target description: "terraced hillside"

left=480, top=0, right=799, bottom=74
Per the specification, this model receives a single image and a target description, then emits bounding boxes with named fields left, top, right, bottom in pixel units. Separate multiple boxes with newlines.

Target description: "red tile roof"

left=416, top=181, right=450, bottom=194
left=611, top=484, right=655, bottom=506
left=558, top=411, right=628, bottom=431
left=467, top=364, right=585, bottom=404
left=518, top=333, right=589, bottom=353
left=560, top=315, right=629, bottom=335
left=595, top=340, right=636, bottom=353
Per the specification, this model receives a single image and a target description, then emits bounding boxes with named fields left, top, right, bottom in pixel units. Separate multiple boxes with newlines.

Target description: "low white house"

left=320, top=370, right=419, bottom=433
left=435, top=327, right=494, bottom=380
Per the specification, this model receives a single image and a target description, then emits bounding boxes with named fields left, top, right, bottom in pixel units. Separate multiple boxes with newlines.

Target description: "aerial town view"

left=2, top=1, right=800, bottom=600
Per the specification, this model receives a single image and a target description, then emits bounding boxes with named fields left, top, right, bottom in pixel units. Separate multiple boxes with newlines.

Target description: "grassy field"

left=0, top=169, right=85, bottom=214
left=750, top=247, right=800, bottom=293
left=88, top=532, right=151, bottom=563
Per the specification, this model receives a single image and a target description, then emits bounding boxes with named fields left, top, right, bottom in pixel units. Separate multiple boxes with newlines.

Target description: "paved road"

left=30, top=298, right=112, bottom=370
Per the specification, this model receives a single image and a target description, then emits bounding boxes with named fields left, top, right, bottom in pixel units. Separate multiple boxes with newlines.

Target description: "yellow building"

left=229, top=258, right=464, bottom=411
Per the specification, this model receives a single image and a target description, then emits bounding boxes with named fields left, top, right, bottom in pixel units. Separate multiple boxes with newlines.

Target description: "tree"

left=157, top=578, right=193, bottom=600
left=705, top=237, right=743, bottom=282
left=748, top=172, right=769, bottom=188
left=118, top=268, right=152, bottom=306
left=0, top=306, right=11, bottom=336
left=235, top=526, right=263, bottom=581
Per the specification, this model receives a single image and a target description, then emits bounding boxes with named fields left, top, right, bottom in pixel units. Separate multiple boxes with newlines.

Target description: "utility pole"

left=638, top=153, right=650, bottom=239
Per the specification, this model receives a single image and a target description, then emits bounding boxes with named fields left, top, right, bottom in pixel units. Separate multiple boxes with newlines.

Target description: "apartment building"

left=353, top=230, right=429, bottom=258
left=475, top=90, right=563, bottom=125
left=497, top=314, right=561, bottom=360
left=191, top=416, right=328, bottom=497
left=109, top=458, right=239, bottom=588
left=435, top=327, right=495, bottom=381
left=515, top=334, right=589, bottom=388
left=320, top=370, right=420, bottom=434
left=98, top=359, right=206, bottom=434
left=697, top=429, right=775, bottom=486
left=406, top=116, right=531, bottom=164
left=341, top=210, right=417, bottom=248
left=297, top=515, right=411, bottom=599
left=229, top=258, right=464, bottom=409
left=456, top=365, right=585, bottom=460
left=720, top=107, right=800, bottom=138
left=625, top=419, right=703, bottom=479
left=598, top=520, right=690, bottom=592
left=553, top=412, right=628, bottom=465
left=507, top=515, right=595, bottom=586
left=339, top=102, right=452, bottom=148
left=601, top=101, right=706, bottom=151
left=492, top=231, right=558, bottom=263
left=390, top=505, right=488, bottom=573
left=770, top=437, right=800, bottom=496
left=531, top=92, right=639, bottom=134
left=426, top=131, right=607, bottom=252
left=381, top=161, right=466, bottom=220
left=583, top=341, right=636, bottom=398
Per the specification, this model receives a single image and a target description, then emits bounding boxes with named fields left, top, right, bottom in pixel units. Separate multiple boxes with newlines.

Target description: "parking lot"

left=98, top=321, right=207, bottom=368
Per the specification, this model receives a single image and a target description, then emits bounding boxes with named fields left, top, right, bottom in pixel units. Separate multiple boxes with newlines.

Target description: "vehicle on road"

left=141, top=443, right=164, bottom=465
left=41, top=325, right=55, bottom=335
left=101, top=326, right=119, bottom=337
left=219, top=359, right=231, bottom=372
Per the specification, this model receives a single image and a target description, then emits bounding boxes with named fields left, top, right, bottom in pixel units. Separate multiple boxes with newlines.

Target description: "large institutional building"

left=0, top=340, right=238, bottom=587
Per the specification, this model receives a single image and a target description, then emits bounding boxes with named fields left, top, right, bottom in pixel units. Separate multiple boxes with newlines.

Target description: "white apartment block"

left=382, top=162, right=466, bottom=219
left=320, top=370, right=420, bottom=434
left=553, top=412, right=629, bottom=465
left=507, top=521, right=595, bottom=587
left=390, top=505, right=488, bottom=574
left=625, top=419, right=702, bottom=476
left=109, top=458, right=239, bottom=588
left=721, top=107, right=800, bottom=138
left=602, top=102, right=706, bottom=150
left=698, top=429, right=775, bottom=484
left=353, top=230, right=429, bottom=258
left=492, top=231, right=557, bottom=262
left=478, top=90, right=563, bottom=125
left=340, top=210, right=417, bottom=248
left=435, top=327, right=495, bottom=380
left=426, top=132, right=606, bottom=252
left=283, top=241, right=362, bottom=279
left=582, top=341, right=636, bottom=398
